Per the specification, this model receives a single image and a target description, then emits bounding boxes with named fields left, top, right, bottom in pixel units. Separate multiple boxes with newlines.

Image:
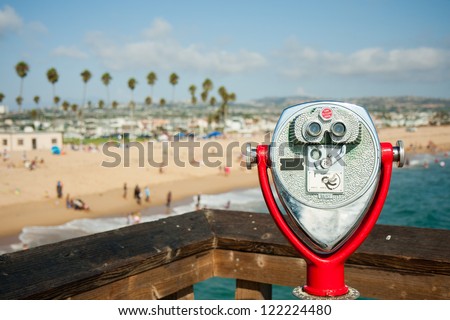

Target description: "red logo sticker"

left=321, top=107, right=333, bottom=120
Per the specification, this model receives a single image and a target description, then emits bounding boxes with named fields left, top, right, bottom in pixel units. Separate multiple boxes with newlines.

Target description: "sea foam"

left=0, top=188, right=264, bottom=254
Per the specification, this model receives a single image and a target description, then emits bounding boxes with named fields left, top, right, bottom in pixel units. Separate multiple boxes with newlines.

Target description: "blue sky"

left=1, top=0, right=450, bottom=110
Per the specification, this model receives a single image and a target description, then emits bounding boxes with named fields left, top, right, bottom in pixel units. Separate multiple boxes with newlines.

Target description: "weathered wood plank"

left=235, top=279, right=272, bottom=300
left=0, top=212, right=214, bottom=299
left=353, top=224, right=450, bottom=276
left=346, top=264, right=450, bottom=300
left=213, top=249, right=307, bottom=287
left=72, top=251, right=213, bottom=300
left=214, top=249, right=450, bottom=299
left=205, top=209, right=297, bottom=257
left=208, top=210, right=450, bottom=277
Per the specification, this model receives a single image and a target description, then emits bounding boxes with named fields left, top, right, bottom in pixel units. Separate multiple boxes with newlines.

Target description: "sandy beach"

left=0, top=126, right=449, bottom=241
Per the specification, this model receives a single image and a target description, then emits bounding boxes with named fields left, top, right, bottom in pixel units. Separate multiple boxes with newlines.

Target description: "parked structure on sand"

left=0, top=132, right=63, bottom=152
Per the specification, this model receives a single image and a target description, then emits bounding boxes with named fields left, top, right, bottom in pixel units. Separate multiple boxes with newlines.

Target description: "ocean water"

left=0, top=153, right=449, bottom=299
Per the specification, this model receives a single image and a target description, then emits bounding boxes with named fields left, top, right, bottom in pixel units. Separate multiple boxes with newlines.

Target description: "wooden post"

left=161, top=286, right=195, bottom=300
left=235, top=279, right=272, bottom=300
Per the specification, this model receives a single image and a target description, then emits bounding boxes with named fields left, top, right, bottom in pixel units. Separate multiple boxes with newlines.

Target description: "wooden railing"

left=0, top=210, right=449, bottom=299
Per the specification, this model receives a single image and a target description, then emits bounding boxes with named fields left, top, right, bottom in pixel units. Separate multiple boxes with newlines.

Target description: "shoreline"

left=0, top=168, right=259, bottom=240
left=0, top=192, right=195, bottom=249
left=1, top=126, right=449, bottom=249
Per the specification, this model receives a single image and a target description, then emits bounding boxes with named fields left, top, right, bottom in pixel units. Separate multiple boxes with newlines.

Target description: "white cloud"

left=277, top=37, right=450, bottom=81
left=27, top=21, right=48, bottom=34
left=52, top=46, right=89, bottom=59
left=0, top=5, right=23, bottom=35
left=142, top=18, right=172, bottom=39
left=86, top=19, right=267, bottom=74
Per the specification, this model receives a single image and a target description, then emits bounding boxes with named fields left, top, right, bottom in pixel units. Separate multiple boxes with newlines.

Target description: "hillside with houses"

left=0, top=96, right=449, bottom=144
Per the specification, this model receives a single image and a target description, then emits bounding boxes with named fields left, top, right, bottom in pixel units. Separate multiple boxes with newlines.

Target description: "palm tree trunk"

left=106, top=86, right=110, bottom=108
left=19, top=78, right=24, bottom=113
left=130, top=90, right=134, bottom=119
left=52, top=85, right=56, bottom=108
left=82, top=83, right=87, bottom=109
left=151, top=86, right=154, bottom=106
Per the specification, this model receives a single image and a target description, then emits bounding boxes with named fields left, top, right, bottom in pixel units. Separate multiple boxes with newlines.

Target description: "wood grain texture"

left=213, top=249, right=450, bottom=299
left=0, top=210, right=449, bottom=300
left=71, top=251, right=213, bottom=300
left=0, top=212, right=214, bottom=299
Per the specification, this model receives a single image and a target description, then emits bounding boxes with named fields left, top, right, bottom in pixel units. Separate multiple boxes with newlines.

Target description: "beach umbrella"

left=205, top=131, right=222, bottom=139
left=174, top=132, right=186, bottom=139
left=51, top=146, right=60, bottom=155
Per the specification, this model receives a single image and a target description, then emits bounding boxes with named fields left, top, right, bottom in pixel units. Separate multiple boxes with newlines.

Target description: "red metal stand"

left=257, top=143, right=394, bottom=297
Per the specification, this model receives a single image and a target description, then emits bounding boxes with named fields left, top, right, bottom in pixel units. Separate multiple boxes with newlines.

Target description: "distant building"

left=0, top=132, right=63, bottom=152
left=0, top=105, right=8, bottom=114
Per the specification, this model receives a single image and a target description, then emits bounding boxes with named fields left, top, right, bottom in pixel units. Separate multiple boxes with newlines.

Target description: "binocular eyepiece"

left=293, top=106, right=361, bottom=145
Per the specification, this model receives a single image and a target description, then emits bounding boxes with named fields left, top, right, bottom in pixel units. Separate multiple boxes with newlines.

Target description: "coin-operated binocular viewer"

left=246, top=101, right=405, bottom=299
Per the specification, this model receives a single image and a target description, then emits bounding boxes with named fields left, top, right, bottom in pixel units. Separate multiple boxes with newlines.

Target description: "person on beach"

left=196, top=194, right=201, bottom=210
left=56, top=181, right=63, bottom=199
left=65, top=194, right=72, bottom=209
left=73, top=198, right=89, bottom=211
left=127, top=211, right=141, bottom=225
left=134, top=185, right=141, bottom=205
left=144, top=186, right=151, bottom=202
left=123, top=182, right=127, bottom=199
left=166, top=191, right=172, bottom=214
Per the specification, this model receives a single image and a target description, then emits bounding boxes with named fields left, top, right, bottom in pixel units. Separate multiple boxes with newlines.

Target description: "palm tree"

left=71, top=104, right=78, bottom=116
left=32, top=95, right=41, bottom=122
left=0, top=92, right=4, bottom=103
left=80, top=69, right=92, bottom=108
left=147, top=71, right=157, bottom=102
left=112, top=100, right=118, bottom=110
left=46, top=67, right=59, bottom=110
left=203, top=78, right=213, bottom=92
left=128, top=78, right=137, bottom=102
left=62, top=100, right=70, bottom=112
left=98, top=100, right=105, bottom=110
left=189, top=84, right=197, bottom=106
left=128, top=78, right=137, bottom=117
left=101, top=72, right=112, bottom=107
left=159, top=98, right=166, bottom=107
left=16, top=96, right=23, bottom=110
left=54, top=96, right=60, bottom=109
left=30, top=109, right=38, bottom=120
left=202, top=78, right=213, bottom=103
left=209, top=96, right=216, bottom=107
left=33, top=95, right=40, bottom=108
left=201, top=91, right=208, bottom=103
left=145, top=96, right=152, bottom=106
left=218, top=86, right=236, bottom=125
left=15, top=61, right=29, bottom=112
left=169, top=72, right=179, bottom=103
